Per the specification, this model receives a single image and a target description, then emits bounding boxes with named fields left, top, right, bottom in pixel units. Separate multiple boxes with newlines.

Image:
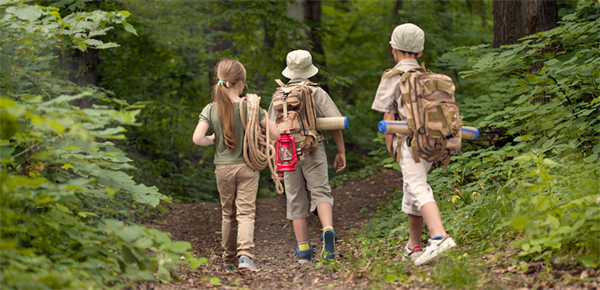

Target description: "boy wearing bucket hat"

left=268, top=50, right=346, bottom=264
left=371, top=23, right=457, bottom=266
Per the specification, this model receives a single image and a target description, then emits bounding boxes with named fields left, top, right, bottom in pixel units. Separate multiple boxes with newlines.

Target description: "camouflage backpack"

left=271, top=79, right=324, bottom=158
left=384, top=65, right=463, bottom=172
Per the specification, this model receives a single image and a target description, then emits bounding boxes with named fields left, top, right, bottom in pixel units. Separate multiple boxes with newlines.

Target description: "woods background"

left=1, top=0, right=598, bottom=288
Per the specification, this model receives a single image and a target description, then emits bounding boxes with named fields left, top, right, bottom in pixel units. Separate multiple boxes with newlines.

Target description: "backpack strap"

left=275, top=79, right=286, bottom=87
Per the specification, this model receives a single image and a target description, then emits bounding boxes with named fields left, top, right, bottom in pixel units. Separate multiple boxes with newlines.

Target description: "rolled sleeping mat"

left=377, top=120, right=479, bottom=141
left=316, top=117, right=349, bottom=131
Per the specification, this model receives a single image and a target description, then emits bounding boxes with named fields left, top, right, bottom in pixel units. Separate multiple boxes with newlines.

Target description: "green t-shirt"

left=199, top=102, right=265, bottom=164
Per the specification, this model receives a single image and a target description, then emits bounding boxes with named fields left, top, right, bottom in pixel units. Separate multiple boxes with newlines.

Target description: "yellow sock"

left=298, top=242, right=310, bottom=251
left=323, top=226, right=334, bottom=231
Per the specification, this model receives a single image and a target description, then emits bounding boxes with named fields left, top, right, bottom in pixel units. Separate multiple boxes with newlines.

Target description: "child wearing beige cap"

left=371, top=23, right=457, bottom=266
left=268, top=50, right=346, bottom=264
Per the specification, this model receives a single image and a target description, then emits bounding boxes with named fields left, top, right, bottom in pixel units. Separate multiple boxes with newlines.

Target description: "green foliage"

left=0, top=1, right=204, bottom=288
left=363, top=0, right=600, bottom=276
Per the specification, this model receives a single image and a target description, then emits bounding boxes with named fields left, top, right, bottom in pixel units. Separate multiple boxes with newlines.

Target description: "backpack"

left=384, top=65, right=463, bottom=172
left=271, top=79, right=324, bottom=158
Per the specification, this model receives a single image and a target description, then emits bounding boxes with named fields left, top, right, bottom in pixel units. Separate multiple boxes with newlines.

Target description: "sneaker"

left=238, top=255, right=257, bottom=271
left=296, top=245, right=314, bottom=264
left=224, top=261, right=237, bottom=272
left=321, top=229, right=338, bottom=261
left=414, top=233, right=457, bottom=266
left=402, top=245, right=424, bottom=262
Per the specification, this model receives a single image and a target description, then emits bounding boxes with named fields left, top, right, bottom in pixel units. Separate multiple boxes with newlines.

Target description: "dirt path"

left=141, top=169, right=403, bottom=290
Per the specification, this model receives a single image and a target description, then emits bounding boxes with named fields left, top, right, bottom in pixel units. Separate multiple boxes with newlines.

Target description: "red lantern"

left=275, top=131, right=298, bottom=172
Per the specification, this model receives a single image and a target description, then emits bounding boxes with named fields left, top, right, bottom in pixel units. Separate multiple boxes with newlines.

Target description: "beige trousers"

left=215, top=163, right=259, bottom=261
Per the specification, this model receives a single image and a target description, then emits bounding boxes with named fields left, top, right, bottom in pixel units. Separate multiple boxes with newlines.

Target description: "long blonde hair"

left=211, top=59, right=247, bottom=152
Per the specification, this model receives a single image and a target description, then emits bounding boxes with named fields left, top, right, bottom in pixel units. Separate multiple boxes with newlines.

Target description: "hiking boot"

left=401, top=245, right=424, bottom=262
left=238, top=255, right=257, bottom=271
left=321, top=229, right=338, bottom=261
left=296, top=245, right=314, bottom=264
left=224, top=261, right=237, bottom=272
left=414, top=233, right=457, bottom=266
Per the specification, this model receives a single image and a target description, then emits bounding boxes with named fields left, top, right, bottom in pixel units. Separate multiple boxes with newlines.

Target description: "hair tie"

left=217, top=79, right=231, bottom=88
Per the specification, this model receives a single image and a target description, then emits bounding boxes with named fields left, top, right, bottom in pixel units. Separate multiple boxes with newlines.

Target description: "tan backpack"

left=384, top=66, right=463, bottom=172
left=271, top=79, right=324, bottom=158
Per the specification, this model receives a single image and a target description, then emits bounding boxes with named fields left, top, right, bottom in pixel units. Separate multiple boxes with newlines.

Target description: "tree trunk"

left=387, top=0, right=403, bottom=68
left=493, top=0, right=527, bottom=48
left=304, top=0, right=327, bottom=91
left=526, top=0, right=558, bottom=35
left=493, top=0, right=558, bottom=48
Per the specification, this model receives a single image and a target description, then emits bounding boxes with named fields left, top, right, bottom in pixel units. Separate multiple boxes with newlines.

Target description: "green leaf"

left=156, top=266, right=170, bottom=283
left=124, top=23, right=138, bottom=36
left=61, top=164, right=73, bottom=170
left=584, top=154, right=597, bottom=163
left=168, top=241, right=191, bottom=253
left=133, top=237, right=153, bottom=249
left=6, top=5, right=42, bottom=21
left=542, top=158, right=559, bottom=168
left=0, top=54, right=11, bottom=76
left=510, top=216, right=529, bottom=230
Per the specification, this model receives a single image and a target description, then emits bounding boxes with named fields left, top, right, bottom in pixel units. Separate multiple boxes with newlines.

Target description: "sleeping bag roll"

left=377, top=120, right=479, bottom=141
left=316, top=117, right=349, bottom=131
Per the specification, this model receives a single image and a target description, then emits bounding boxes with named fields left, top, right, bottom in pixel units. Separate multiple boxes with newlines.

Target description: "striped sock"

left=432, top=233, right=445, bottom=240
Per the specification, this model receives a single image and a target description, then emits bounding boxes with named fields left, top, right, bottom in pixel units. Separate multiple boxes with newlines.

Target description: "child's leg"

left=407, top=214, right=424, bottom=248
left=316, top=202, right=333, bottom=228
left=235, top=164, right=260, bottom=259
left=292, top=218, right=309, bottom=243
left=420, top=202, right=445, bottom=237
left=215, top=164, right=238, bottom=262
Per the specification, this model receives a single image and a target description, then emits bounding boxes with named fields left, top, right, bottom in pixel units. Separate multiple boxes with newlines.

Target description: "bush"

left=0, top=1, right=204, bottom=288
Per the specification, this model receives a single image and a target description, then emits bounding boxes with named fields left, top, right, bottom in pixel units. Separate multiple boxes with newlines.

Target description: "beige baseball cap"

left=282, top=50, right=319, bottom=79
left=389, top=23, right=424, bottom=53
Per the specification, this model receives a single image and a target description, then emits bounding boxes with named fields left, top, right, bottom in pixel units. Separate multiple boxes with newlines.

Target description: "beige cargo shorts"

left=283, top=142, right=334, bottom=220
left=399, top=136, right=436, bottom=216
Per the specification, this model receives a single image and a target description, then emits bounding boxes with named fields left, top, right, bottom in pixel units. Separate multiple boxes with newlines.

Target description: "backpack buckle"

left=296, top=148, right=303, bottom=157
left=444, top=132, right=457, bottom=140
left=417, top=127, right=426, bottom=134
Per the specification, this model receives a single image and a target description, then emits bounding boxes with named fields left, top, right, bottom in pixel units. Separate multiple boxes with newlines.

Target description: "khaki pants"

left=284, top=142, right=334, bottom=220
left=215, top=163, right=259, bottom=261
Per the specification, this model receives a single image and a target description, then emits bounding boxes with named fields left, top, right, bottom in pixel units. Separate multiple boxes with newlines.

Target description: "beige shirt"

left=371, top=58, right=422, bottom=118
left=268, top=78, right=342, bottom=122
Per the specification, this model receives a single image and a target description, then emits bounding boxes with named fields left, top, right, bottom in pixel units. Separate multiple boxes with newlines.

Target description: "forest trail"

left=141, top=170, right=403, bottom=290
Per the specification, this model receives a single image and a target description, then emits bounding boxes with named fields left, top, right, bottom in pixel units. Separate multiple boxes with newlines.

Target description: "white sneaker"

left=414, top=233, right=456, bottom=266
left=238, top=255, right=257, bottom=271
left=402, top=245, right=424, bottom=262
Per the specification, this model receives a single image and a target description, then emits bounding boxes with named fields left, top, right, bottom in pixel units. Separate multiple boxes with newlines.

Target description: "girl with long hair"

left=193, top=59, right=279, bottom=271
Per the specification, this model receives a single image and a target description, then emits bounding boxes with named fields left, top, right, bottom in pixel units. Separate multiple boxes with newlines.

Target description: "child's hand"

left=277, top=171, right=284, bottom=182
left=334, top=153, right=346, bottom=173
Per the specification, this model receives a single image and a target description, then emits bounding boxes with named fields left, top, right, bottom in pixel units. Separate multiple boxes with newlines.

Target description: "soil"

left=141, top=169, right=402, bottom=290
left=139, top=169, right=600, bottom=290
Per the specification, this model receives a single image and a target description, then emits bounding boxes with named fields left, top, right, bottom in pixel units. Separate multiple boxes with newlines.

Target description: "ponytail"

left=211, top=59, right=247, bottom=152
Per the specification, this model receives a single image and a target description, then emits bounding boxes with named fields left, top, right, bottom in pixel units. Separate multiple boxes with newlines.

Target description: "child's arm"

left=192, top=121, right=216, bottom=146
left=330, top=130, right=346, bottom=173
left=259, top=118, right=280, bottom=141
left=383, top=112, right=396, bottom=159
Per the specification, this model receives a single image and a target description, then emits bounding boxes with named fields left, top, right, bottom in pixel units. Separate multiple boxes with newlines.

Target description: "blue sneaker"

left=296, top=245, right=314, bottom=264
left=321, top=229, right=338, bottom=261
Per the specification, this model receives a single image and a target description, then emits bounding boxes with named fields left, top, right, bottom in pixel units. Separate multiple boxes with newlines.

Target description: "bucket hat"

left=389, top=23, right=424, bottom=53
left=282, top=50, right=319, bottom=79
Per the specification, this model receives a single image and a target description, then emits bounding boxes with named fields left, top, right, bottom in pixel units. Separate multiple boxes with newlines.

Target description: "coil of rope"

left=239, top=94, right=284, bottom=194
